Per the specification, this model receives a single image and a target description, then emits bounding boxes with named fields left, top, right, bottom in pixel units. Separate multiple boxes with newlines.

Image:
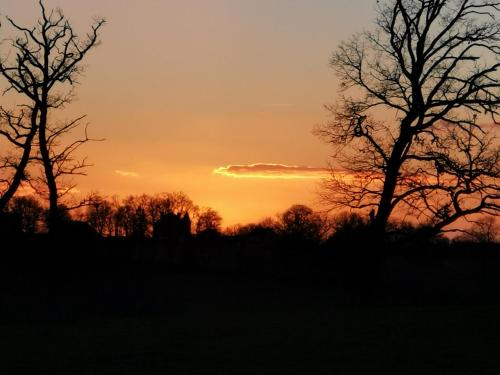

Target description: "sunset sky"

left=1, top=0, right=374, bottom=226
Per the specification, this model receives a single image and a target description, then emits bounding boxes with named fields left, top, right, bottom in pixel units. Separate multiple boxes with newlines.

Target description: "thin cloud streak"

left=115, top=170, right=140, bottom=178
left=213, top=163, right=331, bottom=180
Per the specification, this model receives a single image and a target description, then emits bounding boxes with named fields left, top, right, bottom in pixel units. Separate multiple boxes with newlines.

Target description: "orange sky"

left=0, top=0, right=374, bottom=226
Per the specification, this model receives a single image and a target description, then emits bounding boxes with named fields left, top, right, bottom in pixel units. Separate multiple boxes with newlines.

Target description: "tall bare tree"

left=316, top=0, right=500, bottom=236
left=0, top=0, right=105, bottom=228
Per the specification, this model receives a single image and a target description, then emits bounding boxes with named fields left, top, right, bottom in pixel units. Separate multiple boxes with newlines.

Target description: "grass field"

left=1, top=271, right=500, bottom=374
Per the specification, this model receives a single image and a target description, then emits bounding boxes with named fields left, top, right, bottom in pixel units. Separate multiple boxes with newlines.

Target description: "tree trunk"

left=38, top=103, right=59, bottom=230
left=372, top=166, right=399, bottom=235
left=0, top=107, right=39, bottom=212
left=372, top=128, right=413, bottom=236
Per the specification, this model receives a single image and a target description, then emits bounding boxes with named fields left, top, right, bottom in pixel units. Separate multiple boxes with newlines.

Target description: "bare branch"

left=319, top=0, right=500, bottom=236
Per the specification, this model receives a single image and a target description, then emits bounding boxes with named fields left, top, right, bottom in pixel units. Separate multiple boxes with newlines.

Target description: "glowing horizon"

left=0, top=0, right=374, bottom=226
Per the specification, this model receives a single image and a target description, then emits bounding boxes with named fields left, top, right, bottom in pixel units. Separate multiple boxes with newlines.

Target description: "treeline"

left=2, top=191, right=499, bottom=311
left=2, top=190, right=498, bottom=246
left=1, top=192, right=220, bottom=238
left=2, top=192, right=330, bottom=241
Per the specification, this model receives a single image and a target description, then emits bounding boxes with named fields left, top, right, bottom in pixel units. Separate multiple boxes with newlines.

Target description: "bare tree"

left=85, top=195, right=115, bottom=236
left=7, top=195, right=44, bottom=233
left=109, top=193, right=199, bottom=237
left=0, top=107, right=38, bottom=212
left=112, top=196, right=148, bottom=238
left=316, top=0, right=500, bottom=236
left=30, top=116, right=102, bottom=211
left=196, top=207, right=222, bottom=234
left=0, top=0, right=105, bottom=228
left=462, top=216, right=499, bottom=242
left=164, top=192, right=199, bottom=218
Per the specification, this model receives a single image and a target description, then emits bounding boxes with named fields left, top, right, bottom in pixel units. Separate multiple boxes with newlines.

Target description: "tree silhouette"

left=85, top=195, right=115, bottom=236
left=280, top=205, right=325, bottom=242
left=7, top=195, right=43, bottom=233
left=0, top=108, right=37, bottom=212
left=461, top=216, right=499, bottom=242
left=196, top=208, right=222, bottom=234
left=0, top=0, right=105, bottom=229
left=316, top=0, right=500, bottom=236
left=107, top=193, right=198, bottom=237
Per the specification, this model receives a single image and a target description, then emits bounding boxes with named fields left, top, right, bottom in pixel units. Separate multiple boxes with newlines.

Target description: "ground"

left=1, top=271, right=500, bottom=374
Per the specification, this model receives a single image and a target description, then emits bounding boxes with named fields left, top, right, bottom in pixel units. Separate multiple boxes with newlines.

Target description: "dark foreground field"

left=2, top=261, right=500, bottom=375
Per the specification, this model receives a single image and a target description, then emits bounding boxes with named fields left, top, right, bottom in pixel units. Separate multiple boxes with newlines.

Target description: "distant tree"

left=144, top=194, right=171, bottom=225
left=316, top=0, right=500, bottom=237
left=114, top=196, right=145, bottom=237
left=138, top=193, right=194, bottom=229
left=131, top=206, right=148, bottom=239
left=280, top=205, right=325, bottom=242
left=226, top=217, right=279, bottom=237
left=164, top=192, right=199, bottom=218
left=85, top=193, right=200, bottom=238
left=259, top=217, right=280, bottom=231
left=85, top=196, right=115, bottom=236
left=326, top=211, right=374, bottom=247
left=332, top=212, right=369, bottom=235
left=7, top=195, right=43, bottom=233
left=196, top=207, right=222, bottom=234
left=462, top=216, right=499, bottom=243
left=113, top=204, right=132, bottom=237
left=0, top=0, right=105, bottom=229
left=42, top=203, right=72, bottom=227
left=128, top=194, right=156, bottom=233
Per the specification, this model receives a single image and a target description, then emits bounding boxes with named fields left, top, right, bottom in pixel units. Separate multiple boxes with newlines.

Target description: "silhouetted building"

left=153, top=213, right=191, bottom=264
